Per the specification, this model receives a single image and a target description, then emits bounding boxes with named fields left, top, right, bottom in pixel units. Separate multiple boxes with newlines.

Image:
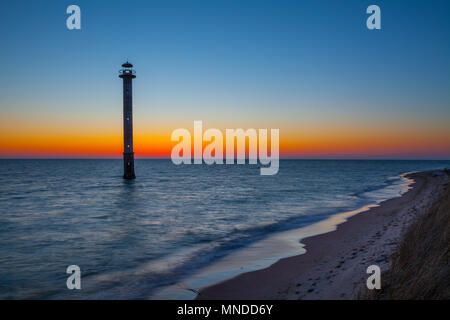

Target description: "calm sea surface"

left=0, top=159, right=448, bottom=299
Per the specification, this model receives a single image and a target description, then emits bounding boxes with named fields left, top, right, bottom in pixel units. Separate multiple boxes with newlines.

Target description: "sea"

left=0, top=159, right=448, bottom=299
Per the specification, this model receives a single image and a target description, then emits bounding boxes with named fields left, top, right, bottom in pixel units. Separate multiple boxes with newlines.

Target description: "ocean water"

left=0, top=159, right=448, bottom=299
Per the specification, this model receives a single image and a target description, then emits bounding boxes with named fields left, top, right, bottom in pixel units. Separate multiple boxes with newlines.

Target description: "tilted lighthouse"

left=119, top=62, right=136, bottom=179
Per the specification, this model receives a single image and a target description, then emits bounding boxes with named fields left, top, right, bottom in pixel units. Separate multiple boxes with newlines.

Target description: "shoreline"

left=152, top=171, right=411, bottom=299
left=196, top=170, right=449, bottom=299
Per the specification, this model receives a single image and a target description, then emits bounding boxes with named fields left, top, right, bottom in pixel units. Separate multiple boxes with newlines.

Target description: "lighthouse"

left=119, top=61, right=136, bottom=179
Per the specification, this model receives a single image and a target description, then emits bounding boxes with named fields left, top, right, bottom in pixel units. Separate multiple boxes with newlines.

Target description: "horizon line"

left=1, top=157, right=449, bottom=161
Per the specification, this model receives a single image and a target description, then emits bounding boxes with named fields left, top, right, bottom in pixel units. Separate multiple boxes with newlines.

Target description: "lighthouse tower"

left=119, top=61, right=136, bottom=179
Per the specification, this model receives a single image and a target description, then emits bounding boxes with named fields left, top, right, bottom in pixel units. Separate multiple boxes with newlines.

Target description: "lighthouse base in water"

left=123, top=152, right=136, bottom=179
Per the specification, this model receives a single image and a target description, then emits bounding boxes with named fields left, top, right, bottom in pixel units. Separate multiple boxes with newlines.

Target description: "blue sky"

left=0, top=0, right=449, bottom=158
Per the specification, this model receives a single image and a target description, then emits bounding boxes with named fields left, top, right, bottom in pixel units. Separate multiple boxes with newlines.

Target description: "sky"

left=0, top=0, right=449, bottom=159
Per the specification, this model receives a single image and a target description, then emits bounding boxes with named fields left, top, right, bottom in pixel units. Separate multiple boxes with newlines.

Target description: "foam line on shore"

left=196, top=170, right=449, bottom=299
left=151, top=172, right=415, bottom=299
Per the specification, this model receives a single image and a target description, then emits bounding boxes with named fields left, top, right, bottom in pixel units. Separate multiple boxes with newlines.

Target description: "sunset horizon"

left=1, top=1, right=449, bottom=161
left=1, top=0, right=449, bottom=308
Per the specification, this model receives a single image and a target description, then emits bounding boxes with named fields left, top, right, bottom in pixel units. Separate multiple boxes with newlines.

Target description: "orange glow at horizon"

left=1, top=126, right=449, bottom=158
left=1, top=108, right=449, bottom=158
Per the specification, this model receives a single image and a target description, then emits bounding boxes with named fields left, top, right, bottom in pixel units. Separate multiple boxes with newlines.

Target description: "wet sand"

left=197, top=170, right=449, bottom=299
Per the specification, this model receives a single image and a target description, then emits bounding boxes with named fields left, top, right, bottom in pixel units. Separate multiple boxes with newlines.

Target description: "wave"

left=74, top=172, right=415, bottom=299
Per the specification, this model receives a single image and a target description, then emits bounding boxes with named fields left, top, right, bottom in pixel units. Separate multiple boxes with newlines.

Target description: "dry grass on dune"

left=359, top=171, right=450, bottom=300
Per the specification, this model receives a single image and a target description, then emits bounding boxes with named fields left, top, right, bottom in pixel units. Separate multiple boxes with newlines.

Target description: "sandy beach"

left=197, top=170, right=449, bottom=300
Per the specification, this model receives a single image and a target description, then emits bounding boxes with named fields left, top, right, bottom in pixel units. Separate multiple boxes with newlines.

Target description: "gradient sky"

left=1, top=0, right=449, bottom=158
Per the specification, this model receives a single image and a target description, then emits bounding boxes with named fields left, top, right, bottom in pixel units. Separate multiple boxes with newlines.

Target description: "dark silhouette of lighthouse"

left=119, top=61, right=136, bottom=179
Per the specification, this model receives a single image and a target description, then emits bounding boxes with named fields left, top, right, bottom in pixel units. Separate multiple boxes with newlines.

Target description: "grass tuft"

left=359, top=173, right=450, bottom=300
